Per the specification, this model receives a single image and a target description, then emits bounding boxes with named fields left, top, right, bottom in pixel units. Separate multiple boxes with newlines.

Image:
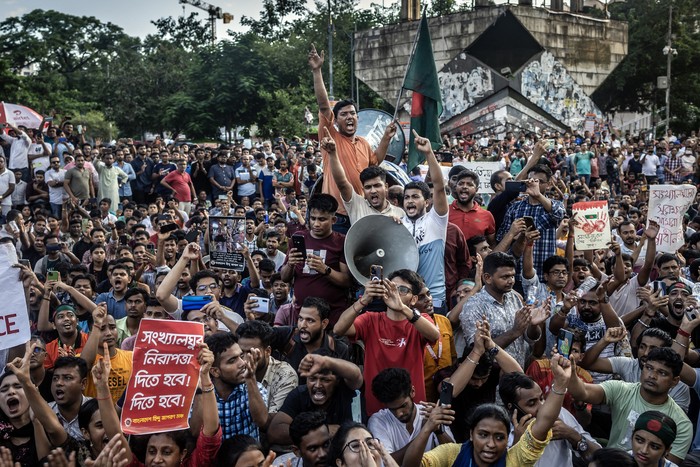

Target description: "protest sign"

left=121, top=319, right=204, bottom=435
left=647, top=184, right=697, bottom=253
left=209, top=216, right=246, bottom=271
left=453, top=161, right=502, bottom=193
left=572, top=201, right=611, bottom=250
left=0, top=244, right=30, bottom=350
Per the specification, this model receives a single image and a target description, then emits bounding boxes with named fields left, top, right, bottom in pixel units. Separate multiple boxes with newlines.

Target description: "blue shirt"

left=216, top=382, right=268, bottom=440
left=116, top=162, right=136, bottom=197
left=497, top=196, right=565, bottom=278
left=95, top=290, right=127, bottom=319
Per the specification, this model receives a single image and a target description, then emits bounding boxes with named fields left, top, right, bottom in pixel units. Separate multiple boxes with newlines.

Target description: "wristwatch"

left=409, top=309, right=421, bottom=324
left=576, top=436, right=588, bottom=452
left=324, top=266, right=331, bottom=276
left=487, top=346, right=500, bottom=360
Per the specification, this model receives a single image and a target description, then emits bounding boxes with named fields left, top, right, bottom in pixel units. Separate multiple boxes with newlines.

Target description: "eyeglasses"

left=33, top=347, right=46, bottom=354
left=546, top=270, right=568, bottom=276
left=396, top=285, right=412, bottom=296
left=196, top=283, right=219, bottom=292
left=342, top=437, right=378, bottom=454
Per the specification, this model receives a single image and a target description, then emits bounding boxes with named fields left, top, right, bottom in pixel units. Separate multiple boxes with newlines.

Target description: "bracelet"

left=677, top=328, right=691, bottom=338
left=466, top=355, right=479, bottom=365
left=43, top=296, right=51, bottom=301
left=550, top=385, right=567, bottom=396
left=637, top=319, right=649, bottom=328
left=674, top=339, right=688, bottom=349
left=96, top=395, right=112, bottom=401
left=353, top=302, right=364, bottom=315
left=201, top=384, right=215, bottom=393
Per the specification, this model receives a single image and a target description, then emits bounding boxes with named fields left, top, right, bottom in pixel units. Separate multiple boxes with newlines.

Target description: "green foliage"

left=0, top=2, right=432, bottom=140
left=592, top=0, right=700, bottom=132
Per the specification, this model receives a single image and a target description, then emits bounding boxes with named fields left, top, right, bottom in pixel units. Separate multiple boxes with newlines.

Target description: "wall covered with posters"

left=354, top=4, right=626, bottom=137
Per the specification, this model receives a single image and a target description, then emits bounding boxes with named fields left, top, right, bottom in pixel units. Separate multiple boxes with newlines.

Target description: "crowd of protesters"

left=0, top=43, right=699, bottom=467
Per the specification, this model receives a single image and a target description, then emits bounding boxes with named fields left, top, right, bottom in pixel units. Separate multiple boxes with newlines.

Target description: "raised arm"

left=413, top=130, right=448, bottom=216
left=529, top=354, right=571, bottom=441
left=567, top=361, right=606, bottom=405
left=299, top=354, right=364, bottom=390
left=384, top=279, right=440, bottom=343
left=91, top=349, right=135, bottom=462
left=80, top=304, right=107, bottom=371
left=308, top=44, right=331, bottom=117
left=197, top=343, right=220, bottom=436
left=374, top=121, right=398, bottom=164
left=8, top=342, right=68, bottom=453
left=243, top=348, right=271, bottom=430
left=333, top=280, right=383, bottom=337
left=638, top=220, right=658, bottom=285
left=579, top=327, right=625, bottom=373
left=321, top=127, right=353, bottom=202
left=156, top=242, right=201, bottom=313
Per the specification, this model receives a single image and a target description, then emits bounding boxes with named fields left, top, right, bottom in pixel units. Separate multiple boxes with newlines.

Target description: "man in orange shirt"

left=308, top=43, right=397, bottom=233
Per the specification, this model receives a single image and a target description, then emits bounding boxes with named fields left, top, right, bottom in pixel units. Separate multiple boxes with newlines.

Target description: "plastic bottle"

left=575, top=276, right=598, bottom=298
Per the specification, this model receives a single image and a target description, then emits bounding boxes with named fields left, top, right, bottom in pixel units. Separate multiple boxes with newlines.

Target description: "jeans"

left=50, top=203, right=63, bottom=219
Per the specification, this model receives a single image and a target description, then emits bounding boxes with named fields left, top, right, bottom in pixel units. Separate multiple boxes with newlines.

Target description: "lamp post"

left=662, top=4, right=677, bottom=135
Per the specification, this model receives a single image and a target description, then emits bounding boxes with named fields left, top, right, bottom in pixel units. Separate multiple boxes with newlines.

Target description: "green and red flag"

left=403, top=12, right=443, bottom=172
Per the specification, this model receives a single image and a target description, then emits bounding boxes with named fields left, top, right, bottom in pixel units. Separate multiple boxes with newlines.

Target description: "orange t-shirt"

left=44, top=332, right=90, bottom=369
left=319, top=110, right=378, bottom=216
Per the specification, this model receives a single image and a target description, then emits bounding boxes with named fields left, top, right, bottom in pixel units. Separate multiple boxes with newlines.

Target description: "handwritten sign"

left=453, top=161, right=503, bottom=193
left=121, top=319, right=204, bottom=435
left=0, top=244, right=30, bottom=350
left=647, top=184, right=697, bottom=253
left=209, top=216, right=246, bottom=271
left=572, top=201, right=611, bottom=250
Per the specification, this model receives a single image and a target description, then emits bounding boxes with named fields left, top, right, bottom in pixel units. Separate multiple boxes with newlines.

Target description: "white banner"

left=647, top=184, right=697, bottom=253
left=453, top=161, right=503, bottom=193
left=572, top=201, right=611, bottom=250
left=0, top=244, right=30, bottom=350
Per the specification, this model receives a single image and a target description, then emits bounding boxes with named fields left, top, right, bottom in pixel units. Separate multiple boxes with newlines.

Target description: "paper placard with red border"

left=572, top=201, right=611, bottom=250
left=120, top=319, right=204, bottom=435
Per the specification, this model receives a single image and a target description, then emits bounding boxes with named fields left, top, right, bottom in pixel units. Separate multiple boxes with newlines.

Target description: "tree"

left=592, top=0, right=700, bottom=133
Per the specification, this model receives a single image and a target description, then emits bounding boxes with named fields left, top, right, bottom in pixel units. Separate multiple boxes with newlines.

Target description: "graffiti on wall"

left=519, top=51, right=601, bottom=129
left=438, top=53, right=497, bottom=123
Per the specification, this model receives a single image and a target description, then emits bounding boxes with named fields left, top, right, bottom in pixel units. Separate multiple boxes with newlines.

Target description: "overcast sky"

left=0, top=0, right=384, bottom=40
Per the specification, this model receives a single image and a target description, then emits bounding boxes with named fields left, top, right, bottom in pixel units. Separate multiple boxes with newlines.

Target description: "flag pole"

left=392, top=6, right=428, bottom=122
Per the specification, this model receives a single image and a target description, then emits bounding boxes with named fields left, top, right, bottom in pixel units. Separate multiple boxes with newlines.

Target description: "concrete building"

left=354, top=4, right=628, bottom=137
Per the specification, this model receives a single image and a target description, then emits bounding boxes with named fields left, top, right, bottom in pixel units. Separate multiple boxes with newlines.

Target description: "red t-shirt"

left=162, top=170, right=192, bottom=202
left=282, top=230, right=349, bottom=326
left=353, top=312, right=433, bottom=416
left=448, top=201, right=496, bottom=242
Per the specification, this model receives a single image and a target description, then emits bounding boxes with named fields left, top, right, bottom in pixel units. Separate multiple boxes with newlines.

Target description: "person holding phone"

left=281, top=194, right=352, bottom=327
left=499, top=370, right=600, bottom=464
left=496, top=163, right=566, bottom=280
left=367, top=368, right=455, bottom=464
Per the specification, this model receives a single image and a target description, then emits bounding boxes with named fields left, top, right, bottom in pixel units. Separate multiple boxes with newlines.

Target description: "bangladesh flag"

left=403, top=13, right=443, bottom=172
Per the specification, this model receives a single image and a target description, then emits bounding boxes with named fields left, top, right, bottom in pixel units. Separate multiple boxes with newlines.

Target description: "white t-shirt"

left=641, top=154, right=660, bottom=176
left=45, top=168, right=67, bottom=204
left=609, top=275, right=643, bottom=317
left=0, top=169, right=14, bottom=206
left=235, top=166, right=258, bottom=197
left=368, top=403, right=450, bottom=454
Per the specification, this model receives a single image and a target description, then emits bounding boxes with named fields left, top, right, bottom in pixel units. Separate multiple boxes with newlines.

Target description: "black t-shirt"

left=279, top=382, right=355, bottom=426
left=283, top=334, right=350, bottom=384
left=72, top=239, right=91, bottom=263
left=450, top=367, right=500, bottom=442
